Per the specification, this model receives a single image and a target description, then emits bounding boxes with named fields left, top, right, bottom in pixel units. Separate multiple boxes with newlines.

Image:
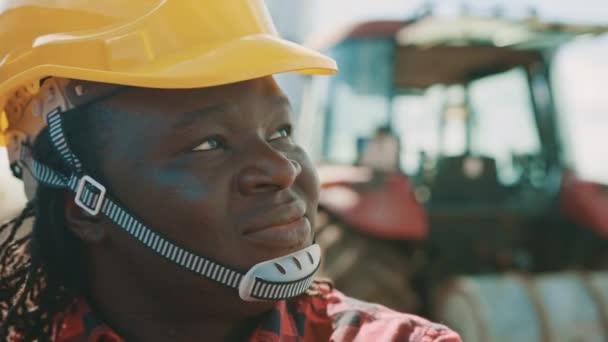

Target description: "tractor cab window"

left=316, top=38, right=396, bottom=166
left=468, top=68, right=543, bottom=185
left=325, top=83, right=390, bottom=164
left=394, top=68, right=542, bottom=187
left=392, top=86, right=446, bottom=174
left=553, top=42, right=608, bottom=185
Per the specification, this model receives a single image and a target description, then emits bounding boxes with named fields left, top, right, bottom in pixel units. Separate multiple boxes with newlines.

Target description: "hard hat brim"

left=1, top=34, right=336, bottom=94
left=0, top=34, right=337, bottom=146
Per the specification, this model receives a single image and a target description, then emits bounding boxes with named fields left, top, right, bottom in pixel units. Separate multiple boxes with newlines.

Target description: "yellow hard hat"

left=0, top=0, right=337, bottom=146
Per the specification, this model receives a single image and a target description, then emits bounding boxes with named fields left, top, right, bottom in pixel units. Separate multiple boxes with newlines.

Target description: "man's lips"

left=241, top=200, right=311, bottom=248
left=242, top=200, right=307, bottom=235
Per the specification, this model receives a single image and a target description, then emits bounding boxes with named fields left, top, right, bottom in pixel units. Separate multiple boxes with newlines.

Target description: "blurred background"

left=2, top=1, right=608, bottom=341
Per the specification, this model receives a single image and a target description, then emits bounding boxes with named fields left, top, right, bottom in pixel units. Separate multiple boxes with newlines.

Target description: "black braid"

left=0, top=100, right=115, bottom=341
left=0, top=202, right=37, bottom=340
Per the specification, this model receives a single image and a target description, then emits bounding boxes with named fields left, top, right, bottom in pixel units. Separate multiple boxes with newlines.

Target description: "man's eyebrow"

left=172, top=96, right=292, bottom=129
left=172, top=104, right=228, bottom=129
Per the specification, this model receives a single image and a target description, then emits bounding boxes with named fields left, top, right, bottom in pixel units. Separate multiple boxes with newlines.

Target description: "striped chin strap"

left=29, top=108, right=321, bottom=302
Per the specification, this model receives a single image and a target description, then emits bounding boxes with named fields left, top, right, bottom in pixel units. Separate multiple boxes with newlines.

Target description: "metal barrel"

left=435, top=272, right=608, bottom=342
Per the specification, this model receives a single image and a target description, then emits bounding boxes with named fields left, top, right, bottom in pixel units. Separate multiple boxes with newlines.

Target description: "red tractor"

left=299, top=13, right=608, bottom=341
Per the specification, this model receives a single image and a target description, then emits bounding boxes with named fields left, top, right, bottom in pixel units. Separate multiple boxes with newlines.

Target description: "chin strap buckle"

left=74, top=175, right=106, bottom=216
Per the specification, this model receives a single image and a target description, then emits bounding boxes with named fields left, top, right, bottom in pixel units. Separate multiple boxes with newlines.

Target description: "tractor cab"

left=303, top=14, right=607, bottom=221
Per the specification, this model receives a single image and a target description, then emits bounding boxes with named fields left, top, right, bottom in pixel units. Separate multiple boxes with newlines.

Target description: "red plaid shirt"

left=53, top=281, right=461, bottom=342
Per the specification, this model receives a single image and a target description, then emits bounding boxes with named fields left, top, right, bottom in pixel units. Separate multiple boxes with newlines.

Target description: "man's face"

left=91, top=77, right=319, bottom=281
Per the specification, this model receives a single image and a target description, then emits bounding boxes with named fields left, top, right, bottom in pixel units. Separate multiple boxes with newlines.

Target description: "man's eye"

left=192, top=137, right=224, bottom=152
left=268, top=126, right=292, bottom=141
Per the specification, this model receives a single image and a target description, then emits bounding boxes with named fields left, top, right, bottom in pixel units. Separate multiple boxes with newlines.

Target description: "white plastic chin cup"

left=238, top=244, right=322, bottom=301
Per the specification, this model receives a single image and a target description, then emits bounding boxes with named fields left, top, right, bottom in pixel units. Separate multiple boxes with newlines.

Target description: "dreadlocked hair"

left=0, top=99, right=114, bottom=341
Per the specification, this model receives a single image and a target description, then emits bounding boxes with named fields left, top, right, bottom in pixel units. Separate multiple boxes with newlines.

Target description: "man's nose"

left=237, top=143, right=302, bottom=195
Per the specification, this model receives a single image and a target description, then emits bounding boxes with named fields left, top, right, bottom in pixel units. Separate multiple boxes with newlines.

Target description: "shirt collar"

left=55, top=291, right=329, bottom=342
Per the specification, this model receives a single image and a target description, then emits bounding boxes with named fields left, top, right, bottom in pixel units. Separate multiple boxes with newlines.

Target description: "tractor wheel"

left=314, top=209, right=421, bottom=312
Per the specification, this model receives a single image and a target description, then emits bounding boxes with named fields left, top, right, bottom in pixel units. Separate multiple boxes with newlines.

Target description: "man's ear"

left=64, top=193, right=106, bottom=242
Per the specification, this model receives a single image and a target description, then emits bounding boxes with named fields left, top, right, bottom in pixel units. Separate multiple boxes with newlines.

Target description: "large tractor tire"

left=314, top=209, right=421, bottom=312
